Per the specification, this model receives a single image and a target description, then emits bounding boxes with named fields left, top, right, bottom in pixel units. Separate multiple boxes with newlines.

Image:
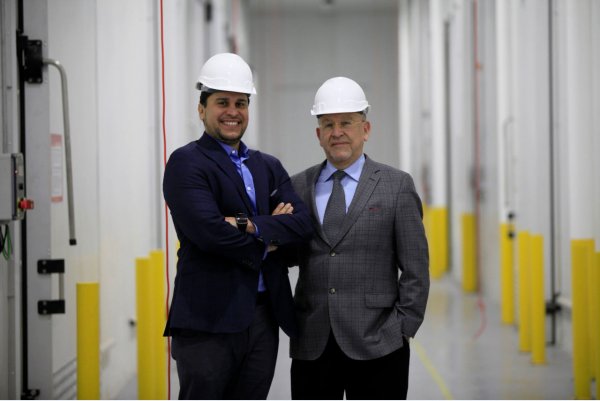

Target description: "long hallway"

left=3, top=1, right=600, bottom=399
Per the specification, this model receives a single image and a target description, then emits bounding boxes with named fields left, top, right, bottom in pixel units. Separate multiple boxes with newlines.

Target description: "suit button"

left=329, top=288, right=336, bottom=294
left=330, top=251, right=336, bottom=256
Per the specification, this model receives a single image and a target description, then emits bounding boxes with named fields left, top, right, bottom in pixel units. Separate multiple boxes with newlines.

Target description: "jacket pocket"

left=365, top=292, right=397, bottom=308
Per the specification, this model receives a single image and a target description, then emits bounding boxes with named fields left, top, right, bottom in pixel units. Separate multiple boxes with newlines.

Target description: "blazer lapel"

left=197, top=134, right=255, bottom=213
left=329, top=156, right=380, bottom=248
left=305, top=164, right=327, bottom=243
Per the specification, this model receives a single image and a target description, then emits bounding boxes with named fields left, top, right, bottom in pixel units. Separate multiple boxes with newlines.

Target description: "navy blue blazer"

left=163, top=133, right=313, bottom=337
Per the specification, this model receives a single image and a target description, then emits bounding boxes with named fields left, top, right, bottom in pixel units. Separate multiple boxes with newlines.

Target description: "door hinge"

left=37, top=259, right=66, bottom=315
left=37, top=259, right=64, bottom=274
left=19, top=36, right=44, bottom=84
left=37, top=300, right=65, bottom=315
left=21, top=388, right=40, bottom=400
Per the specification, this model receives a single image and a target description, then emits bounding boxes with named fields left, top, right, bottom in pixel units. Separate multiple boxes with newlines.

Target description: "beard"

left=215, top=129, right=244, bottom=144
left=206, top=124, right=246, bottom=146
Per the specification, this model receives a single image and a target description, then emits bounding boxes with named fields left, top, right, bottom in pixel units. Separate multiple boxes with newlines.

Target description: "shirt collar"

left=321, top=154, right=365, bottom=182
left=211, top=135, right=249, bottom=159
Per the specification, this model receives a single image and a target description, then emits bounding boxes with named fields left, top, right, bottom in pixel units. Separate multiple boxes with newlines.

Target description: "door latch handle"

left=43, top=58, right=77, bottom=246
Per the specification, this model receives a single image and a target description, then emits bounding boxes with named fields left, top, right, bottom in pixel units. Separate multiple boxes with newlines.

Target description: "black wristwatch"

left=235, top=213, right=248, bottom=232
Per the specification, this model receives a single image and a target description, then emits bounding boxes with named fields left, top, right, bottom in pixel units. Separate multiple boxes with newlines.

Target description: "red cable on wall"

left=159, top=0, right=172, bottom=398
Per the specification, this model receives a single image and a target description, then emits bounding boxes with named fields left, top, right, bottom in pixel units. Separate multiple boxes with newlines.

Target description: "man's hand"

left=272, top=202, right=293, bottom=216
left=225, top=203, right=294, bottom=251
left=224, top=203, right=294, bottom=230
left=267, top=203, right=293, bottom=252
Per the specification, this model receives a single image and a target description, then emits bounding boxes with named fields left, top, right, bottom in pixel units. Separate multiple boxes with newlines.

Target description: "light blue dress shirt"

left=315, top=154, right=366, bottom=224
left=218, top=140, right=266, bottom=292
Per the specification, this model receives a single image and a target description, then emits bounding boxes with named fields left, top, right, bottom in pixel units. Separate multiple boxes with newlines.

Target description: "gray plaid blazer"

left=290, top=156, right=430, bottom=360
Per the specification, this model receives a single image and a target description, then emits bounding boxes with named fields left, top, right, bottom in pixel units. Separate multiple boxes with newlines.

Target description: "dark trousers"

left=291, top=332, right=410, bottom=400
left=171, top=301, right=279, bottom=400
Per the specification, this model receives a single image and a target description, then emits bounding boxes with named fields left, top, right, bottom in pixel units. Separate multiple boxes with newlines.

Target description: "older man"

left=290, top=77, right=430, bottom=400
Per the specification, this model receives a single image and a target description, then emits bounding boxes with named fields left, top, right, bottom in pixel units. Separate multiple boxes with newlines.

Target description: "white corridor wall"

left=45, top=0, right=206, bottom=397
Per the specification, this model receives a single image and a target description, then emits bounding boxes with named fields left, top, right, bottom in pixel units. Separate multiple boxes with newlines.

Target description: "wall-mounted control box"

left=0, top=153, right=26, bottom=223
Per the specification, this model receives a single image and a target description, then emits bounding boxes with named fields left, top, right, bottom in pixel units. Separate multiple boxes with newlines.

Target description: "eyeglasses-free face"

left=198, top=91, right=249, bottom=148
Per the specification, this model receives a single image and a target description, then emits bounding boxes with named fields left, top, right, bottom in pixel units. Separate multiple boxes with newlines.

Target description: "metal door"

left=1, top=0, right=73, bottom=398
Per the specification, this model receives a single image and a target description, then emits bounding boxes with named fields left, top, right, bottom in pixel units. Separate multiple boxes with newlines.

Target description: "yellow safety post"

left=429, top=207, right=448, bottom=279
left=149, top=250, right=168, bottom=399
left=517, top=231, right=531, bottom=352
left=572, top=239, right=593, bottom=399
left=136, top=257, right=152, bottom=399
left=588, top=250, right=598, bottom=381
left=136, top=252, right=167, bottom=400
left=462, top=213, right=477, bottom=292
left=500, top=223, right=515, bottom=324
left=76, top=282, right=100, bottom=400
left=594, top=252, right=600, bottom=398
left=530, top=234, right=545, bottom=364
left=422, top=201, right=430, bottom=231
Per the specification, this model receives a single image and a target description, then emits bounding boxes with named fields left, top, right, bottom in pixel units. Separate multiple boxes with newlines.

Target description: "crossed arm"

left=224, top=202, right=294, bottom=251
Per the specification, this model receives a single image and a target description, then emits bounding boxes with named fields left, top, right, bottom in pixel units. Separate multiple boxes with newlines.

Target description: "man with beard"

left=163, top=53, right=313, bottom=400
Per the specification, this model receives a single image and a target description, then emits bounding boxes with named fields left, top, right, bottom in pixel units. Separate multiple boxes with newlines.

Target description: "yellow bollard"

left=500, top=223, right=515, bottom=325
left=77, top=282, right=100, bottom=400
left=462, top=213, right=477, bottom=292
left=429, top=207, right=448, bottom=279
left=136, top=252, right=167, bottom=400
left=594, top=252, right=600, bottom=399
left=517, top=231, right=531, bottom=352
left=136, top=257, right=152, bottom=399
left=149, top=250, right=168, bottom=399
left=572, top=239, right=593, bottom=399
left=588, top=249, right=598, bottom=381
left=530, top=234, right=545, bottom=364
left=436, top=207, right=449, bottom=275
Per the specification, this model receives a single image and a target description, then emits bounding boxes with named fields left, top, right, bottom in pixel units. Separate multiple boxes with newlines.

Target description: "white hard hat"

left=196, top=53, right=257, bottom=95
left=310, top=76, right=369, bottom=116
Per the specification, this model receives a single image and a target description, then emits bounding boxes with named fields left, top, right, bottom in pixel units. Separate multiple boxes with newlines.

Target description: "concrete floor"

left=404, top=276, right=575, bottom=400
left=118, top=274, right=580, bottom=400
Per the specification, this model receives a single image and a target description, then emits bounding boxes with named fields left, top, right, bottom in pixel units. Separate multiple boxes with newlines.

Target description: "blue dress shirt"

left=218, top=140, right=266, bottom=292
left=315, top=155, right=366, bottom=224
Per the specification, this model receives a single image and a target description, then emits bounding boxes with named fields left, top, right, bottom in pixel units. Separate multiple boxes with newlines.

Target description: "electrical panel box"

left=0, top=153, right=25, bottom=223
left=0, top=154, right=12, bottom=222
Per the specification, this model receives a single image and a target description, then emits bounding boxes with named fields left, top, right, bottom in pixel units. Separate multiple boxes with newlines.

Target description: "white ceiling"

left=247, top=0, right=399, bottom=14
